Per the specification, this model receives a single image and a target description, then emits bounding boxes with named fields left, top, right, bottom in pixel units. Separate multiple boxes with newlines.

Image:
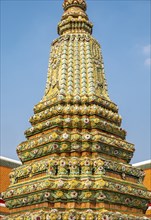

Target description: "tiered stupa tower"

left=3, top=0, right=150, bottom=219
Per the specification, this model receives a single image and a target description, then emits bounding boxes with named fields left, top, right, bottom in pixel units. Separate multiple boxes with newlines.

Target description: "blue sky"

left=1, top=0, right=150, bottom=163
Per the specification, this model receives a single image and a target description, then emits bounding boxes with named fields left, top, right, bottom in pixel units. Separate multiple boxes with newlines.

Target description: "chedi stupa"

left=3, top=0, right=150, bottom=219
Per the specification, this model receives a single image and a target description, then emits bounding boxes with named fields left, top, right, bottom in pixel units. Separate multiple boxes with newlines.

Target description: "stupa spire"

left=58, top=0, right=93, bottom=35
left=44, top=0, right=109, bottom=104
left=3, top=1, right=150, bottom=219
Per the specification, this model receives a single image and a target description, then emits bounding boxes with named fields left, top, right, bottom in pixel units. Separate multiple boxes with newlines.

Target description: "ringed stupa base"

left=4, top=208, right=149, bottom=220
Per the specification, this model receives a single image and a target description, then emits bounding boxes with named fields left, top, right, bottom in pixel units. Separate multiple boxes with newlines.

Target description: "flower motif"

left=53, top=144, right=58, bottom=149
left=57, top=106, right=62, bottom=112
left=98, top=166, right=104, bottom=171
left=93, top=118, right=100, bottom=124
left=114, top=150, right=119, bottom=155
left=71, top=134, right=80, bottom=141
left=32, top=184, right=37, bottom=190
left=54, top=161, right=58, bottom=166
left=98, top=192, right=106, bottom=200
left=85, top=180, right=92, bottom=188
left=122, top=173, right=126, bottom=179
left=82, top=142, right=89, bottom=150
left=51, top=132, right=58, bottom=140
left=68, top=215, right=76, bottom=220
left=83, top=118, right=89, bottom=124
left=45, top=121, right=50, bottom=126
left=93, top=134, right=100, bottom=141
left=84, top=192, right=92, bottom=198
left=56, top=191, right=63, bottom=198
left=71, top=165, right=77, bottom=169
left=138, top=189, right=143, bottom=195
left=85, top=160, right=90, bottom=166
left=62, top=133, right=69, bottom=140
left=55, top=118, right=61, bottom=123
left=84, top=134, right=91, bottom=140
left=69, top=180, right=78, bottom=188
left=60, top=160, right=66, bottom=167
left=81, top=216, right=86, bottom=220
left=50, top=212, right=61, bottom=220
left=125, top=197, right=132, bottom=204
left=65, top=118, right=71, bottom=123
left=72, top=144, right=80, bottom=150
left=30, top=127, right=34, bottom=132
left=102, top=215, right=110, bottom=220
left=37, top=124, right=42, bottom=130
left=10, top=190, right=14, bottom=195
left=33, top=149, right=38, bottom=154
left=95, top=144, right=100, bottom=149
left=61, top=143, right=68, bottom=150
left=58, top=180, right=64, bottom=188
left=71, top=191, right=78, bottom=198
left=45, top=192, right=50, bottom=198
left=73, top=117, right=79, bottom=123
left=116, top=184, right=121, bottom=190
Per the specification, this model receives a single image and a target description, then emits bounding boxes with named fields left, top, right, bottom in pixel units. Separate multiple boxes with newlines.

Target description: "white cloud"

left=143, top=44, right=151, bottom=55
left=144, top=58, right=151, bottom=66
left=143, top=45, right=151, bottom=67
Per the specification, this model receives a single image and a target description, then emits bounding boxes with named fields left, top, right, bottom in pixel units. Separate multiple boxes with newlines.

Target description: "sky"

left=1, top=0, right=150, bottom=164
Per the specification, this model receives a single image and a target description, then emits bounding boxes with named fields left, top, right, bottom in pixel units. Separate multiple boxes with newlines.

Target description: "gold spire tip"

left=63, top=0, right=87, bottom=11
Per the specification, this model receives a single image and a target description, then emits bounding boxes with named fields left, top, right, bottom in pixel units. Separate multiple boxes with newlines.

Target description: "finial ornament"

left=63, top=0, right=87, bottom=11
left=58, top=0, right=92, bottom=35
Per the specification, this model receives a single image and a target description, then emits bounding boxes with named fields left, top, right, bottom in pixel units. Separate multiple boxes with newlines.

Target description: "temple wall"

left=133, top=160, right=151, bottom=217
left=0, top=157, right=21, bottom=219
